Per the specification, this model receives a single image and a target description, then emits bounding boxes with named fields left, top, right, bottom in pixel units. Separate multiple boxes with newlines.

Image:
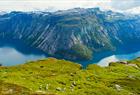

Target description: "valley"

left=0, top=8, right=140, bottom=67
left=1, top=0, right=140, bottom=95
left=0, top=8, right=140, bottom=61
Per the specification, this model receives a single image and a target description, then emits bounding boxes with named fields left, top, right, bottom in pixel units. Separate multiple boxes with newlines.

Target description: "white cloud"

left=0, top=0, right=140, bottom=12
left=0, top=0, right=112, bottom=12
left=111, top=0, right=140, bottom=10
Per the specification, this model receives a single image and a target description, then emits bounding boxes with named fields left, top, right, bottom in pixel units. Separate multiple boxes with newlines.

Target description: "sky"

left=0, top=0, right=140, bottom=12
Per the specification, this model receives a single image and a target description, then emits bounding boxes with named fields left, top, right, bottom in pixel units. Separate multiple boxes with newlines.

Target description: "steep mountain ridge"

left=0, top=8, right=140, bottom=60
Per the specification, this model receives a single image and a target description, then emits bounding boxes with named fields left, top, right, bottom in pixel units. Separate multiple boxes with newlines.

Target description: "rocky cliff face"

left=0, top=8, right=140, bottom=60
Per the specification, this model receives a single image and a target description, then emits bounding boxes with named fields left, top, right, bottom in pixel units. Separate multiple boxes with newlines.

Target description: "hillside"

left=0, top=58, right=140, bottom=95
left=0, top=8, right=140, bottom=60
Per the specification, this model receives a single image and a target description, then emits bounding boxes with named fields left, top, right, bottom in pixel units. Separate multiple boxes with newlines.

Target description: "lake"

left=98, top=51, right=140, bottom=66
left=0, top=45, right=140, bottom=67
left=0, top=46, right=46, bottom=66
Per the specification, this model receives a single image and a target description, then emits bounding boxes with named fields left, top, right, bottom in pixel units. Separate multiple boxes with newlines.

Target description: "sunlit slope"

left=0, top=58, right=140, bottom=95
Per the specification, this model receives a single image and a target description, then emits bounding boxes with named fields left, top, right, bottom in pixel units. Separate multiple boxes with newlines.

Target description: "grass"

left=0, top=57, right=140, bottom=95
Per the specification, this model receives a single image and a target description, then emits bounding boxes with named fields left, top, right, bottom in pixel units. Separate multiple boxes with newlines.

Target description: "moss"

left=0, top=58, right=140, bottom=95
left=0, top=80, right=30, bottom=95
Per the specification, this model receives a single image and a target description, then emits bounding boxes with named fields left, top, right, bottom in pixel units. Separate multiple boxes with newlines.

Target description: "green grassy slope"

left=0, top=57, right=140, bottom=95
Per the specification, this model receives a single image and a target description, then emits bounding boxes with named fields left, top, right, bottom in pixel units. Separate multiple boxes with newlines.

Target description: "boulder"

left=56, top=87, right=62, bottom=91
left=115, top=84, right=122, bottom=91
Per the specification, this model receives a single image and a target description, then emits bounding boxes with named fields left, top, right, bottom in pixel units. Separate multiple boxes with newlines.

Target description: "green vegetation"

left=71, top=43, right=93, bottom=60
left=0, top=57, right=140, bottom=95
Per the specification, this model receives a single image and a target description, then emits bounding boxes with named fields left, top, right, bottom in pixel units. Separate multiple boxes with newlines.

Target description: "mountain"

left=0, top=8, right=140, bottom=60
left=0, top=11, right=7, bottom=15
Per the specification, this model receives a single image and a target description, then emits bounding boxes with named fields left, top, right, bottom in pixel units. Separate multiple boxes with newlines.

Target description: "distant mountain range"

left=0, top=8, right=140, bottom=60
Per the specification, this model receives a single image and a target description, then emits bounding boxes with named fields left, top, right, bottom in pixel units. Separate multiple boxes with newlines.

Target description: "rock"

left=70, top=73, right=74, bottom=76
left=35, top=90, right=46, bottom=94
left=72, top=81, right=77, bottom=86
left=70, top=86, right=74, bottom=91
left=115, top=84, right=121, bottom=91
left=45, top=84, right=49, bottom=90
left=56, top=87, right=62, bottom=91
left=128, top=75, right=135, bottom=79
left=56, top=87, right=66, bottom=92
left=127, top=64, right=139, bottom=69
left=70, top=81, right=76, bottom=91
left=119, top=61, right=128, bottom=64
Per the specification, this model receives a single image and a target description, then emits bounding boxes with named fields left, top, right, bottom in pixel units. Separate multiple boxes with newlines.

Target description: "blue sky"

left=0, top=0, right=140, bottom=12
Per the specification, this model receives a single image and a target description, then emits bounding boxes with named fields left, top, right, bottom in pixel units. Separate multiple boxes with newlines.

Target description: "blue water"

left=0, top=45, right=140, bottom=67
left=97, top=51, right=140, bottom=66
left=0, top=46, right=46, bottom=66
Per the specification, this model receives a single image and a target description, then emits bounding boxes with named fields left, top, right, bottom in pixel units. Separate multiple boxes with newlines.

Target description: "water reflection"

left=0, top=46, right=46, bottom=66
